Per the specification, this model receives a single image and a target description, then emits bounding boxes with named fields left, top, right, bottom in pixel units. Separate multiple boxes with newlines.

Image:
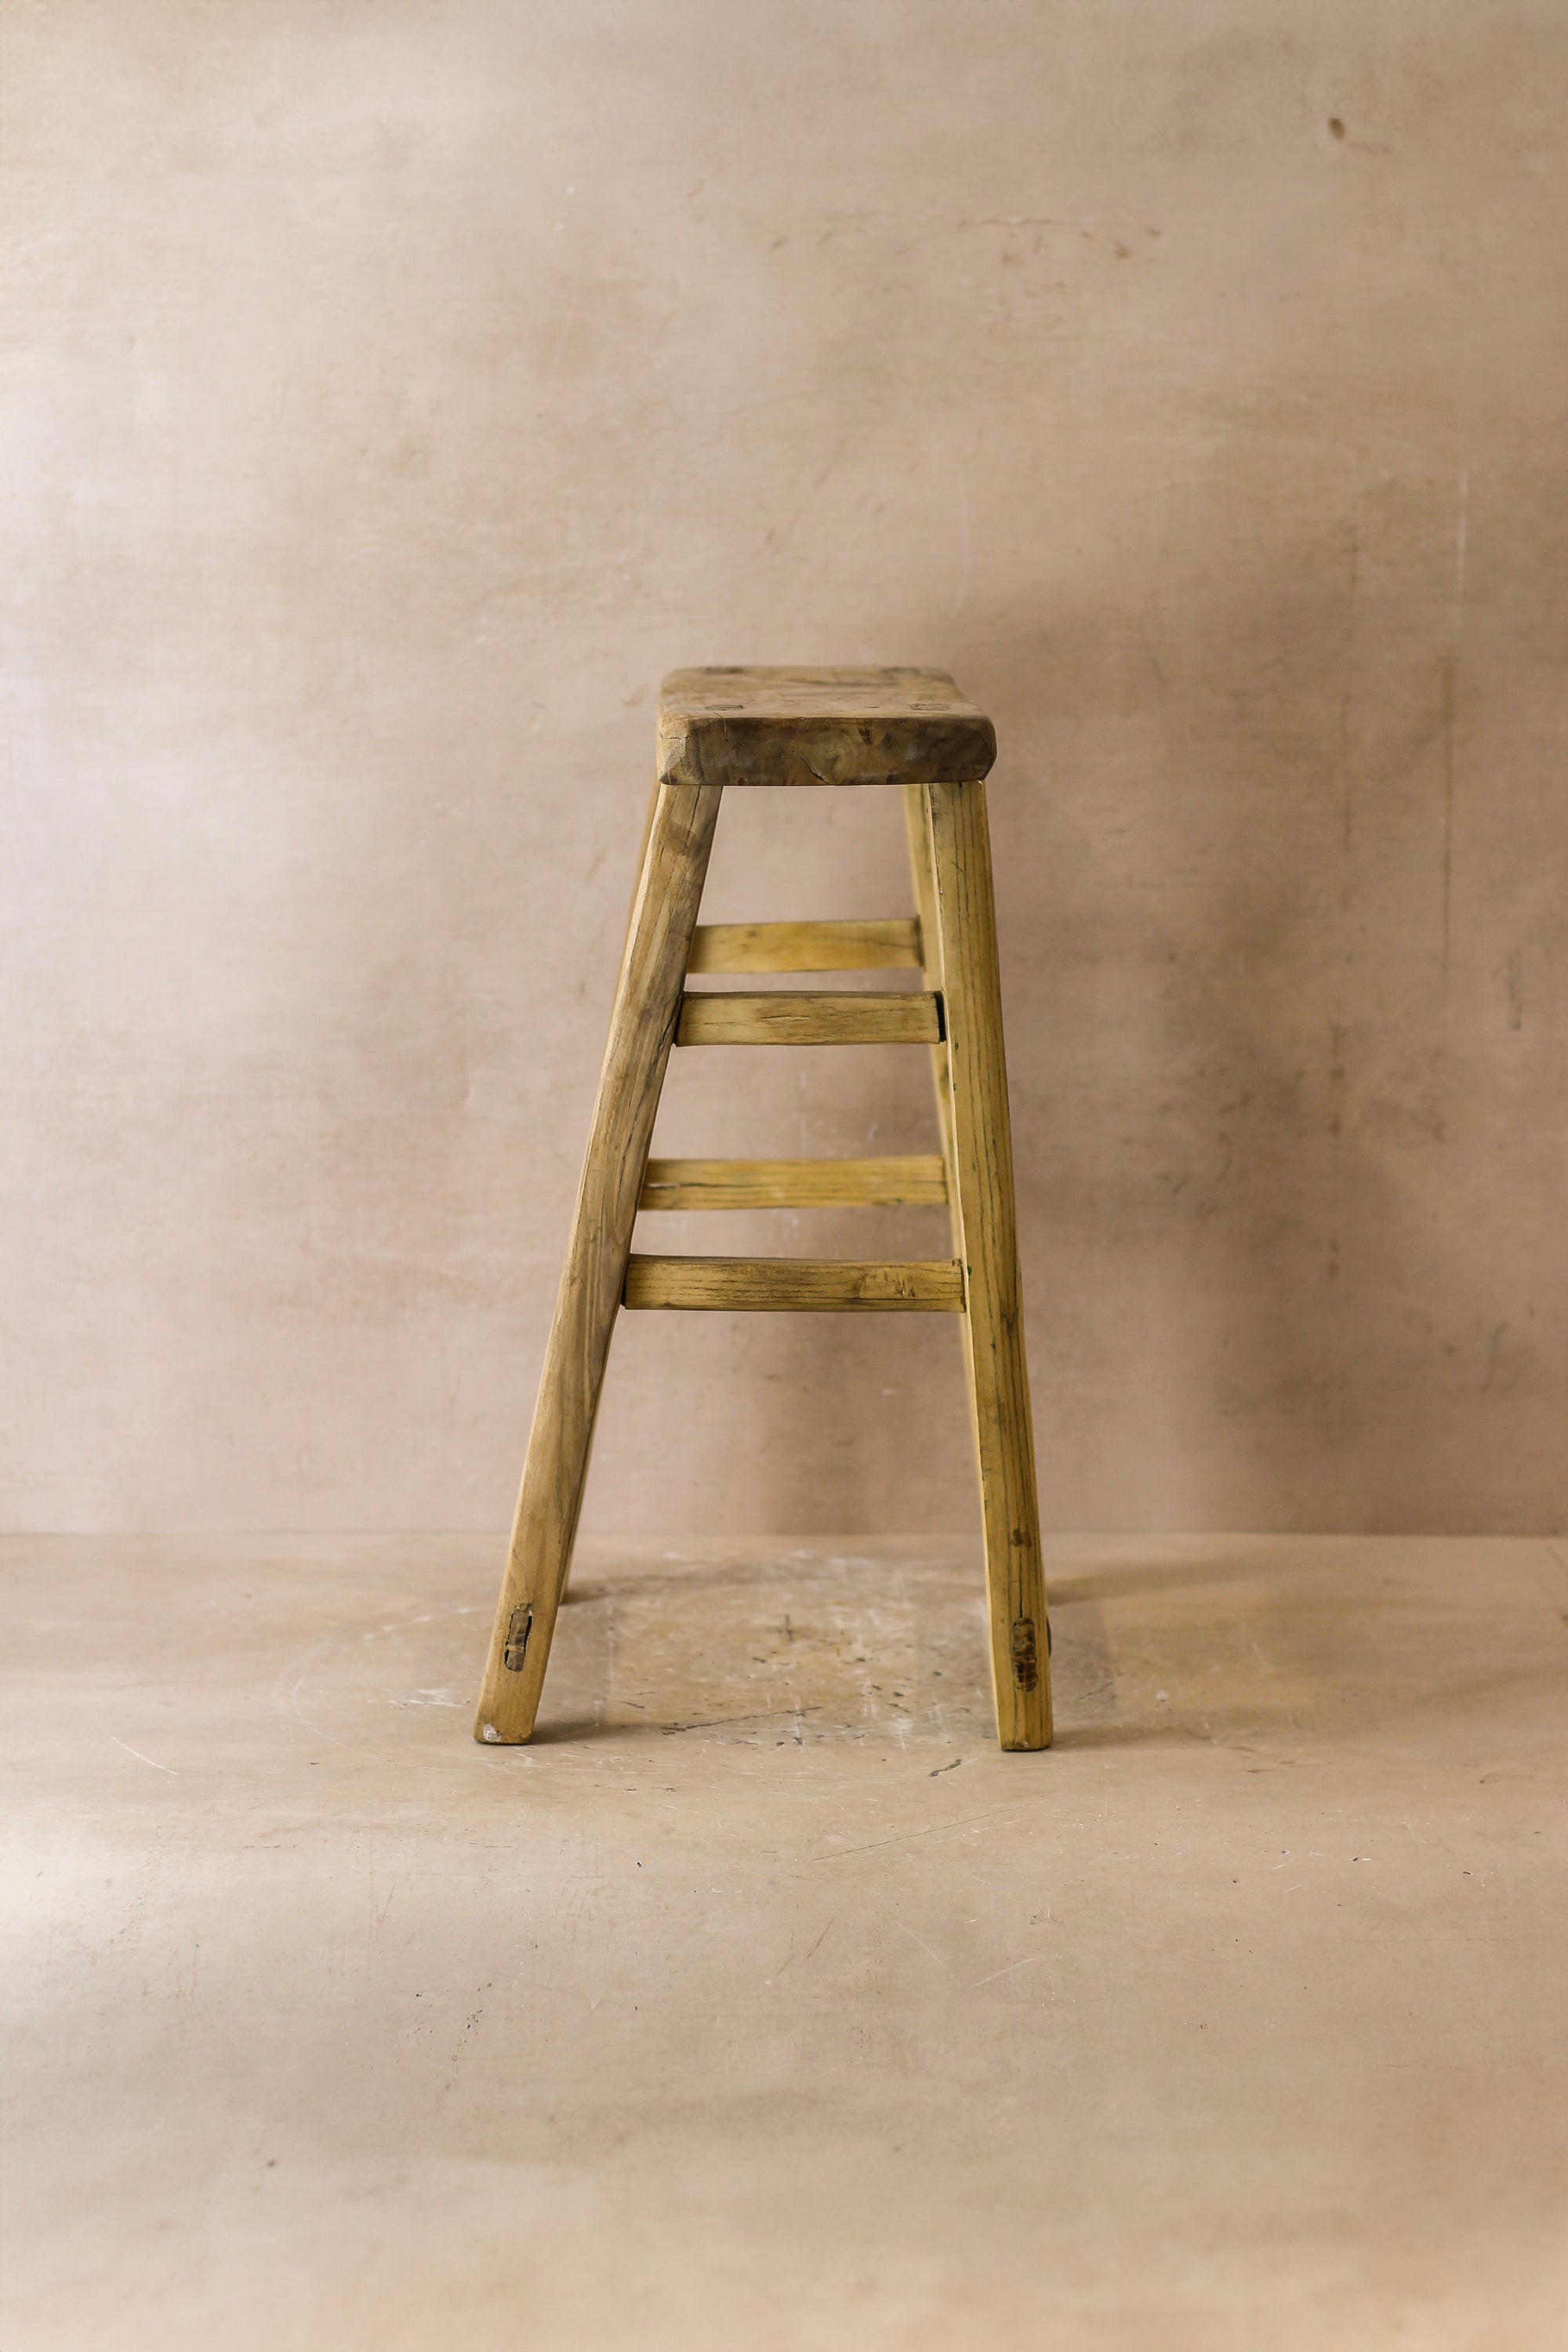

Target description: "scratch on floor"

left=971, top=1953, right=1044, bottom=1989
left=775, top=1918, right=834, bottom=1978
left=896, top=1920, right=946, bottom=1967
left=808, top=1804, right=1018, bottom=1866
left=111, top=1735, right=177, bottom=1774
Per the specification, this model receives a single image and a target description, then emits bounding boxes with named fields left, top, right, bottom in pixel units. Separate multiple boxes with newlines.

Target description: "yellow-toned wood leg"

left=551, top=771, right=666, bottom=1615
left=903, top=782, right=960, bottom=1251
left=626, top=775, right=662, bottom=938
left=474, top=780, right=723, bottom=1744
left=926, top=778, right=1052, bottom=1751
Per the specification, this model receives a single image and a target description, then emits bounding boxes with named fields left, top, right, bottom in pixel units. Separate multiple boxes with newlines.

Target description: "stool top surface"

left=657, top=665, right=996, bottom=789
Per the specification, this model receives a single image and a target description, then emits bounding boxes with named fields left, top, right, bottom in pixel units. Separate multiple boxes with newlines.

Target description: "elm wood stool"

left=474, top=666, right=1051, bottom=1751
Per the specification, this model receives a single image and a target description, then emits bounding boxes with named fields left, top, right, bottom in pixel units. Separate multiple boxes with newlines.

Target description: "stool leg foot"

left=927, top=779, right=1052, bottom=1751
left=473, top=781, right=723, bottom=1744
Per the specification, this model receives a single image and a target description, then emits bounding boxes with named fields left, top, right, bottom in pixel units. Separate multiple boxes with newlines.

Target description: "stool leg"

left=474, top=780, right=724, bottom=1744
left=902, top=782, right=960, bottom=1252
left=551, top=771, right=666, bottom=1612
left=925, top=778, right=1052, bottom=1751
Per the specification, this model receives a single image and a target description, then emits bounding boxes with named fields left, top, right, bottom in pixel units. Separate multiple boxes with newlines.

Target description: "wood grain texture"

left=659, top=666, right=997, bottom=789
left=902, top=781, right=961, bottom=1254
left=623, top=1256, right=965, bottom=1311
left=639, top=1156, right=949, bottom=1210
left=474, top=780, right=723, bottom=1745
left=926, top=777, right=1052, bottom=1751
left=676, top=990, right=942, bottom=1046
left=626, top=775, right=662, bottom=939
left=687, top=919, right=922, bottom=973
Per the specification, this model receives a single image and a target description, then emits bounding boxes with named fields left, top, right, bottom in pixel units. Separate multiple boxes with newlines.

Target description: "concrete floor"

left=5, top=1532, right=1566, bottom=2350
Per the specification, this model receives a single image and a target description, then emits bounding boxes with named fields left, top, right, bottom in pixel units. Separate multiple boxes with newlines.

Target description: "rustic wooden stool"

left=474, top=666, right=1051, bottom=1751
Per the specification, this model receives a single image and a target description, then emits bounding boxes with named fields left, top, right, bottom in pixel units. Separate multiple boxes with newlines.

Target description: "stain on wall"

left=3, top=2, right=1564, bottom=1533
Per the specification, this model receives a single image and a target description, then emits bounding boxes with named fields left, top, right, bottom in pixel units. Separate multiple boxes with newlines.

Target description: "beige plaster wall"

left=4, top=1, right=1564, bottom=1536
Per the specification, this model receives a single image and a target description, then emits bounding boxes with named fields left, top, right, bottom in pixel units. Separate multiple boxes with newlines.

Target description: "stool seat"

left=658, top=664, right=997, bottom=790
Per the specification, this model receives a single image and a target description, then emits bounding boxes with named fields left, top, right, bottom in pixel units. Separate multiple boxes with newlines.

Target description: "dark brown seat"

left=657, top=665, right=997, bottom=789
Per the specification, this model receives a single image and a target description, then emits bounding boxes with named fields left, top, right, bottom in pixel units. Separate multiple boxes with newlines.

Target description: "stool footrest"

left=677, top=991, right=942, bottom=1046
left=688, top=919, right=922, bottom=973
left=623, top=1256, right=965, bottom=1311
left=640, top=1156, right=949, bottom=1210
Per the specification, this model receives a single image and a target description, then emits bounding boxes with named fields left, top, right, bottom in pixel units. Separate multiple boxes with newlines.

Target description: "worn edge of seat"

left=655, top=673, right=997, bottom=789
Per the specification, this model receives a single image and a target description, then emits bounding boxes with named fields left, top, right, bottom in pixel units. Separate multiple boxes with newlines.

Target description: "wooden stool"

left=474, top=666, right=1051, bottom=1751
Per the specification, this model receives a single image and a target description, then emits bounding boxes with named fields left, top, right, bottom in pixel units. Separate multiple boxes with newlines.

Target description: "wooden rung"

left=623, top=1256, right=966, bottom=1311
left=676, top=991, right=942, bottom=1046
left=687, top=919, right=923, bottom=974
left=639, top=1155, right=949, bottom=1210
